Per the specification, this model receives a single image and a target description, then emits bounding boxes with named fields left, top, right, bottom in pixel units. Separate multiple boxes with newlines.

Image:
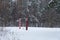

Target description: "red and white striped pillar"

left=19, top=18, right=22, bottom=29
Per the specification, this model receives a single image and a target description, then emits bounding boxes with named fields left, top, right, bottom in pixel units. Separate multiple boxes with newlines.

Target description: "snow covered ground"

left=0, top=27, right=60, bottom=40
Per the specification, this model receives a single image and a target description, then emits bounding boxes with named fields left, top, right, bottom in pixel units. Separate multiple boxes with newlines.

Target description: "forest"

left=0, top=0, right=60, bottom=27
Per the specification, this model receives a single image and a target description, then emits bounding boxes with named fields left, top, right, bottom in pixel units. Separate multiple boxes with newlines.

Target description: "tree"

left=41, top=0, right=60, bottom=27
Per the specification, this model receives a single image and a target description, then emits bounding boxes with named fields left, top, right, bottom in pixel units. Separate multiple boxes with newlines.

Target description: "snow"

left=48, top=0, right=53, bottom=4
left=12, top=0, right=17, bottom=2
left=27, top=2, right=32, bottom=6
left=0, top=27, right=60, bottom=40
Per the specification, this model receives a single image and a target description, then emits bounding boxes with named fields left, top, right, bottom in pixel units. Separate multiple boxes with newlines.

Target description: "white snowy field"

left=0, top=27, right=60, bottom=40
